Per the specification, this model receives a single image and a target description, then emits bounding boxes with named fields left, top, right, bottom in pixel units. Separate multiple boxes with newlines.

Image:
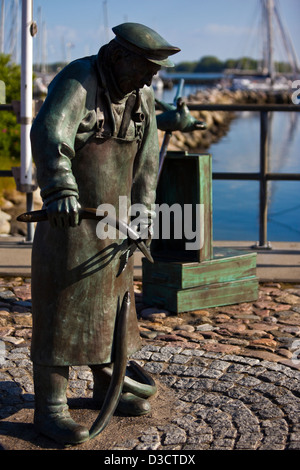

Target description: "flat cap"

left=112, top=22, right=180, bottom=67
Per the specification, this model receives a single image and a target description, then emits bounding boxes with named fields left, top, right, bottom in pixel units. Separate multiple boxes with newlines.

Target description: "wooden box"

left=142, top=276, right=258, bottom=313
left=142, top=151, right=258, bottom=313
left=143, top=247, right=257, bottom=289
left=151, top=152, right=213, bottom=262
left=142, top=248, right=258, bottom=313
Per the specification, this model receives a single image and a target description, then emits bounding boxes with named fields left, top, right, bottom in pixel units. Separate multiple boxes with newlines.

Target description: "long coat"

left=30, top=48, right=159, bottom=366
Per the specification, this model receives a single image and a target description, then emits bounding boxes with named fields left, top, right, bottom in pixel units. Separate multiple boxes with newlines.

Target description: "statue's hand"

left=46, top=196, right=81, bottom=228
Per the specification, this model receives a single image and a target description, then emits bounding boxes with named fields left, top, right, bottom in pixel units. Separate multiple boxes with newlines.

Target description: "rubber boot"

left=33, top=364, right=89, bottom=445
left=91, top=364, right=151, bottom=416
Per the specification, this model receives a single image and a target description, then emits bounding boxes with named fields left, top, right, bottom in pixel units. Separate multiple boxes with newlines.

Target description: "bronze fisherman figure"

left=29, top=23, right=180, bottom=444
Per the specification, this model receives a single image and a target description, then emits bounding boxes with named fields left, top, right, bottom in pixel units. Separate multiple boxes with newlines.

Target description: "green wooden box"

left=142, top=276, right=258, bottom=313
left=142, top=151, right=258, bottom=313
left=143, top=247, right=257, bottom=290
left=151, top=152, right=213, bottom=262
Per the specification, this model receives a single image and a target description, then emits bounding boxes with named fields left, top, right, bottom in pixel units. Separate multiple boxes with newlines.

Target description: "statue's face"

left=113, top=53, right=161, bottom=94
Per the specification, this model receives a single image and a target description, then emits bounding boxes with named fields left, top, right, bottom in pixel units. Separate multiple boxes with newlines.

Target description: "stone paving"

left=0, top=277, right=300, bottom=450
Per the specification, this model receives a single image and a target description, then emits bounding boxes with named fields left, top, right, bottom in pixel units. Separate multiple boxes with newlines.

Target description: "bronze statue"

left=28, top=22, right=180, bottom=445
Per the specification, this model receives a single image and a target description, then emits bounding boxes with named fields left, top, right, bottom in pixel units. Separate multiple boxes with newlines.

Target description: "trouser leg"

left=90, top=364, right=151, bottom=416
left=33, top=364, right=89, bottom=445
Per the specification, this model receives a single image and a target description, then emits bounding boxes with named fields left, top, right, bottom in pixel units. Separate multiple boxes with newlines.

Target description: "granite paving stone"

left=0, top=278, right=300, bottom=450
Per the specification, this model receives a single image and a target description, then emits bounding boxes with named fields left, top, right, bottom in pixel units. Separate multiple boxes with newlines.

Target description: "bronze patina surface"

left=29, top=22, right=180, bottom=444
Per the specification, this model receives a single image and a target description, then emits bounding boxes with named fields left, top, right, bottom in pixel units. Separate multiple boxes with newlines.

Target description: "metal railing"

left=0, top=101, right=35, bottom=242
left=1, top=102, right=300, bottom=247
left=186, top=102, right=300, bottom=248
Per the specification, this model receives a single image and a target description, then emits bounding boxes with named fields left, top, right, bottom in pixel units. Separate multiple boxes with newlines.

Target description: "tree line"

left=172, top=55, right=294, bottom=74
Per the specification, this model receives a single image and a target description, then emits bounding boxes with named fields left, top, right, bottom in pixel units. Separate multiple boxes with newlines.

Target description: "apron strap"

left=117, top=93, right=137, bottom=139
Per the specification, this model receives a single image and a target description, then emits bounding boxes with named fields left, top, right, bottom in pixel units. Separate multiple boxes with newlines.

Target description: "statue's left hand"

left=46, top=196, right=81, bottom=228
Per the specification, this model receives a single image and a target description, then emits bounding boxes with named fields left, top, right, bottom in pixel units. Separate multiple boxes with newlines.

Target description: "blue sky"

left=4, top=0, right=300, bottom=65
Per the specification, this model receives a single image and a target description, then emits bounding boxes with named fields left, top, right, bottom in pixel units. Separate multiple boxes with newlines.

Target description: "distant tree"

left=173, top=61, right=197, bottom=73
left=0, top=54, right=21, bottom=102
left=0, top=54, right=21, bottom=165
left=236, top=57, right=258, bottom=70
left=275, top=61, right=292, bottom=73
left=194, top=56, right=224, bottom=73
left=224, top=58, right=239, bottom=69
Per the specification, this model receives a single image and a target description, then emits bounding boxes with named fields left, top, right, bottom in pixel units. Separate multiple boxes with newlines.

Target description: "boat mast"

left=265, top=0, right=274, bottom=82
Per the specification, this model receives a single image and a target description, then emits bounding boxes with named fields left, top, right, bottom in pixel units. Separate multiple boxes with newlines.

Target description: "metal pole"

left=0, top=0, right=4, bottom=54
left=157, top=131, right=172, bottom=183
left=21, top=0, right=34, bottom=242
left=258, top=110, right=271, bottom=249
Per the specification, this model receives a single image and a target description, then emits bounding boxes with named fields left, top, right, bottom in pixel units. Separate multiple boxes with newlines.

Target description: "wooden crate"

left=143, top=247, right=257, bottom=290
left=151, top=152, right=213, bottom=262
left=142, top=276, right=258, bottom=313
left=143, top=151, right=258, bottom=313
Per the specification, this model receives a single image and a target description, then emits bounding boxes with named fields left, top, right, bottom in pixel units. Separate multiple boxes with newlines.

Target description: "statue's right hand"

left=46, top=196, right=81, bottom=228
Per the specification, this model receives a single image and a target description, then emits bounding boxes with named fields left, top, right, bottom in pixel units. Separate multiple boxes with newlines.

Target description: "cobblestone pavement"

left=0, top=277, right=300, bottom=450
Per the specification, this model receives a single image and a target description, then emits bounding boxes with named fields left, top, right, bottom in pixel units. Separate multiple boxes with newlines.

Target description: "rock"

left=200, top=342, right=241, bottom=355
left=233, top=314, right=261, bottom=321
left=0, top=326, right=14, bottom=337
left=0, top=198, right=14, bottom=211
left=242, top=349, right=284, bottom=362
left=0, top=290, right=16, bottom=301
left=140, top=307, right=170, bottom=320
left=156, top=334, right=186, bottom=342
left=220, top=338, right=250, bottom=347
left=282, top=325, right=300, bottom=334
left=278, top=359, right=300, bottom=370
left=175, top=330, right=205, bottom=342
left=0, top=209, right=11, bottom=234
left=1, top=335, right=24, bottom=345
left=214, top=314, right=231, bottom=323
left=275, top=294, right=300, bottom=305
left=140, top=329, right=158, bottom=340
left=249, top=322, right=278, bottom=331
left=270, top=303, right=292, bottom=312
left=249, top=338, right=277, bottom=352
left=216, top=323, right=246, bottom=334
left=163, top=317, right=185, bottom=328
left=174, top=324, right=195, bottom=333
left=12, top=313, right=32, bottom=327
left=241, top=329, right=269, bottom=338
left=189, top=310, right=211, bottom=317
left=195, top=323, right=214, bottom=332
left=12, top=285, right=31, bottom=301
left=146, top=323, right=173, bottom=333
left=200, top=331, right=222, bottom=340
left=276, top=313, right=300, bottom=326
left=14, top=328, right=32, bottom=340
left=277, top=348, right=292, bottom=359
left=0, top=309, right=10, bottom=316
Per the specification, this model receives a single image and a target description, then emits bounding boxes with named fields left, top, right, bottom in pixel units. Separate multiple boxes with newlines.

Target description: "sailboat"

left=228, top=0, right=299, bottom=91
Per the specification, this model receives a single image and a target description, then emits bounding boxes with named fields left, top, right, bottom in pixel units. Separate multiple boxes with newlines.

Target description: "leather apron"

left=31, top=91, right=143, bottom=367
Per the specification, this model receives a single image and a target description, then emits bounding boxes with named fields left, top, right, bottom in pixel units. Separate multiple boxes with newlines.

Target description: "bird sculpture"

left=156, top=96, right=206, bottom=133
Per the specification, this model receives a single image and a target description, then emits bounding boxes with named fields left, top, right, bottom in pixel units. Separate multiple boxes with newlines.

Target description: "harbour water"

left=160, top=84, right=300, bottom=243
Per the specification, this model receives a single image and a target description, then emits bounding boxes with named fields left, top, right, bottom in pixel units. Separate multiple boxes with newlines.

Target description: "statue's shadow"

left=0, top=381, right=124, bottom=450
left=0, top=381, right=91, bottom=450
